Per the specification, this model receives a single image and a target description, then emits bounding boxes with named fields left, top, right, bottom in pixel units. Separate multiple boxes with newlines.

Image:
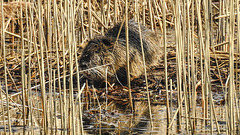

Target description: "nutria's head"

left=79, top=37, right=118, bottom=83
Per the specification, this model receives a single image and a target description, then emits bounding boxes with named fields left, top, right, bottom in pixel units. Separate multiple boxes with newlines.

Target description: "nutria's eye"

left=102, top=39, right=111, bottom=46
left=82, top=54, right=90, bottom=60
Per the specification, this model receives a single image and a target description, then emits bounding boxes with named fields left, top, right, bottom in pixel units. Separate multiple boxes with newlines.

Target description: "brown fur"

left=79, top=20, right=162, bottom=85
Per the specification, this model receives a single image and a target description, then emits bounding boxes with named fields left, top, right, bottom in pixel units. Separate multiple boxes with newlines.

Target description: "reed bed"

left=0, top=0, right=239, bottom=134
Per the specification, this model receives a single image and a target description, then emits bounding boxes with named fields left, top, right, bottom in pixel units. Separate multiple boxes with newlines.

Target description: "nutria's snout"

left=79, top=19, right=163, bottom=86
left=79, top=37, right=115, bottom=83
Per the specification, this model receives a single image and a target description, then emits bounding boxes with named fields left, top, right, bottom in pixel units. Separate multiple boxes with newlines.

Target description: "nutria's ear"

left=102, top=38, right=112, bottom=46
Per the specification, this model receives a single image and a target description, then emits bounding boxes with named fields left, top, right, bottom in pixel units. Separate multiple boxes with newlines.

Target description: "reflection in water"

left=82, top=101, right=227, bottom=134
left=0, top=94, right=231, bottom=134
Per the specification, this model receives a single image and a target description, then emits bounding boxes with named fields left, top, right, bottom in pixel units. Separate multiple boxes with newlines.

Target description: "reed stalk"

left=175, top=0, right=183, bottom=130
left=36, top=0, right=47, bottom=133
left=182, top=0, right=191, bottom=133
left=136, top=7, right=153, bottom=128
left=142, top=0, right=146, bottom=25
left=161, top=0, right=170, bottom=128
left=191, top=0, right=197, bottom=132
left=125, top=0, right=133, bottom=112
left=0, top=81, right=6, bottom=133
left=203, top=0, right=212, bottom=132
left=196, top=1, right=206, bottom=130
left=114, top=0, right=118, bottom=24
left=49, top=69, right=54, bottom=134
left=70, top=1, right=76, bottom=134
left=25, top=0, right=32, bottom=133
left=1, top=1, right=12, bottom=134
left=77, top=84, right=85, bottom=135
left=229, top=0, right=235, bottom=133
left=237, top=0, right=240, bottom=132
left=88, top=0, right=92, bottom=39
left=169, top=80, right=173, bottom=135
left=53, top=70, right=58, bottom=134
left=62, top=0, right=67, bottom=133
left=20, top=0, right=26, bottom=132
left=73, top=1, right=84, bottom=134
left=148, top=0, right=154, bottom=31
left=93, top=86, right=102, bottom=135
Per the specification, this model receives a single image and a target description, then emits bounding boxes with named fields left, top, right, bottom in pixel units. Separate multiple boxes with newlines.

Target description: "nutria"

left=79, top=20, right=162, bottom=86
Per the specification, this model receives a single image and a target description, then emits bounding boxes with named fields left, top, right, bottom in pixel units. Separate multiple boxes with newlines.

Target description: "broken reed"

left=0, top=0, right=239, bottom=134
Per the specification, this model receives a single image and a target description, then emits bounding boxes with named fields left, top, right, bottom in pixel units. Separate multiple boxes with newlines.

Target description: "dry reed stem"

left=0, top=0, right=240, bottom=134
left=125, top=0, right=133, bottom=112
left=1, top=0, right=12, bottom=134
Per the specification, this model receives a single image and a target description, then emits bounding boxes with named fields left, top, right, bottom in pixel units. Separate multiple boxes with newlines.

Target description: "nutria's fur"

left=79, top=20, right=162, bottom=85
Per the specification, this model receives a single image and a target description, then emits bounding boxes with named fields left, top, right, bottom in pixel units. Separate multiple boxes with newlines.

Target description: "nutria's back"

left=79, top=20, right=162, bottom=86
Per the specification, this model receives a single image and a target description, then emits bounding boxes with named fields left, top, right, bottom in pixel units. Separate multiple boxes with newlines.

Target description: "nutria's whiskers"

left=79, top=63, right=112, bottom=73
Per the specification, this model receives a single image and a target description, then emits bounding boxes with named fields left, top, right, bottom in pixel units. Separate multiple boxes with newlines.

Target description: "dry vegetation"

left=0, top=0, right=240, bottom=134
